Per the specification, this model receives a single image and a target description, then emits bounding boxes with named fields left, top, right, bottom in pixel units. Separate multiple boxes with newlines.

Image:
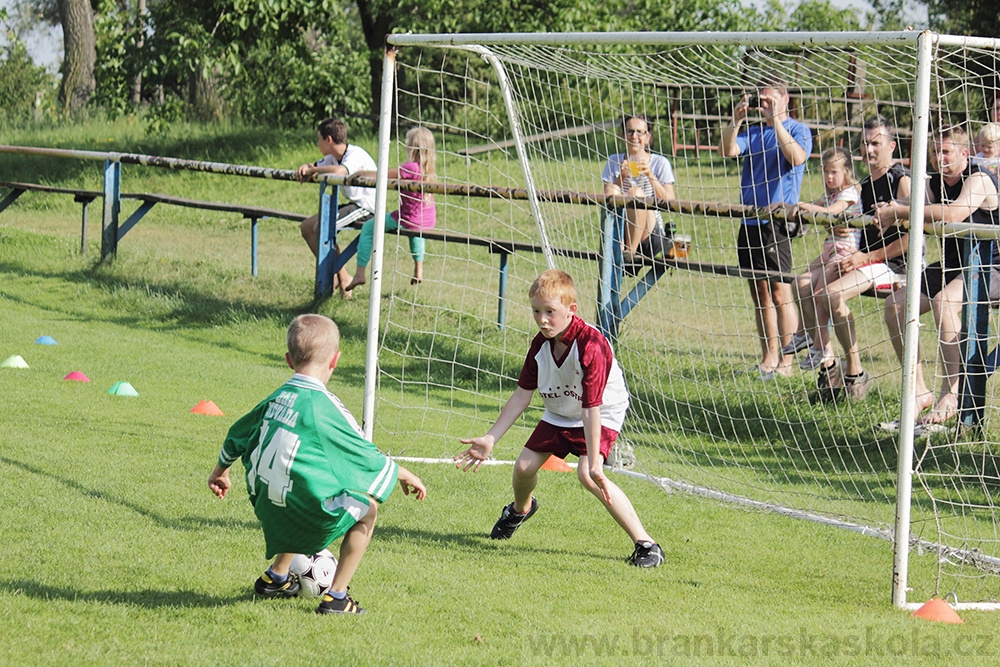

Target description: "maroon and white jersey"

left=517, top=316, right=629, bottom=430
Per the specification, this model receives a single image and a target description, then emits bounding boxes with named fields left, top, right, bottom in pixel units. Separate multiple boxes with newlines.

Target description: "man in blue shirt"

left=720, top=79, right=813, bottom=380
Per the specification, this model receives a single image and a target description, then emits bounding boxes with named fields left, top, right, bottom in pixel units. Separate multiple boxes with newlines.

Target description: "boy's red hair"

left=529, top=270, right=577, bottom=307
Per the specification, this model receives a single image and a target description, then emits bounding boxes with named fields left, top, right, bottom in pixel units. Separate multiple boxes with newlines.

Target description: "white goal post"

left=358, top=30, right=1000, bottom=610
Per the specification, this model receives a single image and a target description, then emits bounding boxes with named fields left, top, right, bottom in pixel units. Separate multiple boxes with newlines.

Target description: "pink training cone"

left=64, top=371, right=90, bottom=382
left=540, top=455, right=573, bottom=473
left=191, top=400, right=224, bottom=416
left=911, top=598, right=963, bottom=624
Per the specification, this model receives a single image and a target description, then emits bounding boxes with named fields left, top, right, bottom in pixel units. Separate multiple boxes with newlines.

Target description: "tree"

left=920, top=0, right=999, bottom=38
left=56, top=0, right=96, bottom=112
left=1, top=8, right=53, bottom=124
left=788, top=0, right=862, bottom=32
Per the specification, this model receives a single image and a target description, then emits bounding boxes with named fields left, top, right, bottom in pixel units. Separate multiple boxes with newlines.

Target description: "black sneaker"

left=816, top=360, right=845, bottom=403
left=844, top=369, right=873, bottom=401
left=317, top=591, right=366, bottom=615
left=490, top=497, right=538, bottom=540
left=628, top=541, right=665, bottom=568
left=254, top=571, right=300, bottom=598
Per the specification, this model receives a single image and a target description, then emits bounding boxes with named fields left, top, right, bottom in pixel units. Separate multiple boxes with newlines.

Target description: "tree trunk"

left=57, top=0, right=97, bottom=113
left=131, top=0, right=147, bottom=108
left=355, top=0, right=393, bottom=129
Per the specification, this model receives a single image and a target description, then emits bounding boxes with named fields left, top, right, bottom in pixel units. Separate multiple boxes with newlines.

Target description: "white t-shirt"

left=517, top=316, right=629, bottom=431
left=601, top=152, right=675, bottom=229
left=972, top=154, right=1000, bottom=178
left=819, top=184, right=862, bottom=217
left=601, top=152, right=676, bottom=192
left=318, top=144, right=377, bottom=212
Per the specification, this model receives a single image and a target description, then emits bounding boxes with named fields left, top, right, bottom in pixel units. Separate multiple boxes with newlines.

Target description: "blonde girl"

left=792, top=147, right=863, bottom=370
left=347, top=126, right=437, bottom=291
left=972, top=122, right=1000, bottom=177
left=799, top=147, right=863, bottom=266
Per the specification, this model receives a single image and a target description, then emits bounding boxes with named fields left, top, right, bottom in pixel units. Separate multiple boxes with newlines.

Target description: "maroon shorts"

left=524, top=420, right=619, bottom=461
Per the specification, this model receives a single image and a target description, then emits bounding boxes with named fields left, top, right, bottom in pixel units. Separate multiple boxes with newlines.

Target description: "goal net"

left=363, top=31, right=1000, bottom=608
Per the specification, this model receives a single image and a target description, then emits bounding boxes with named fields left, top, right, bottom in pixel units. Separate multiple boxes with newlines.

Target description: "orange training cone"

left=191, top=400, right=224, bottom=416
left=540, top=455, right=573, bottom=472
left=911, top=598, right=963, bottom=624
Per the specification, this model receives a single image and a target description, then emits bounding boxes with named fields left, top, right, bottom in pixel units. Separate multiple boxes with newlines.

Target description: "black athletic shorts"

left=737, top=222, right=793, bottom=274
left=920, top=261, right=1000, bottom=302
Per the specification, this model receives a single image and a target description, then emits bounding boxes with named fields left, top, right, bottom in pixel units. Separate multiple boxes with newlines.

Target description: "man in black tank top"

left=879, top=126, right=1000, bottom=428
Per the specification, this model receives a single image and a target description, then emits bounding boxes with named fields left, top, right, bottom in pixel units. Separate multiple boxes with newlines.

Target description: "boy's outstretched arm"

left=208, top=464, right=232, bottom=499
left=455, top=387, right=534, bottom=472
left=396, top=465, right=427, bottom=500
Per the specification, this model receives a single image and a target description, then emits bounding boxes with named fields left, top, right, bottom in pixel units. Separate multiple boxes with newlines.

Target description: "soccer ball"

left=289, top=549, right=338, bottom=597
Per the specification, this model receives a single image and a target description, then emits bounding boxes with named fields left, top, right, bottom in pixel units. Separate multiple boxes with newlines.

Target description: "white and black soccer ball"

left=289, top=549, right=338, bottom=597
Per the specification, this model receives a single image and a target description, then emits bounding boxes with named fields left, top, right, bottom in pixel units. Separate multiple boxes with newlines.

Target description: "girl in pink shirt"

left=347, top=127, right=437, bottom=290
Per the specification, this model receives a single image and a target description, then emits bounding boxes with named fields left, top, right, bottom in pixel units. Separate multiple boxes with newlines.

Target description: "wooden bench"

left=0, top=180, right=309, bottom=279
left=0, top=179, right=592, bottom=328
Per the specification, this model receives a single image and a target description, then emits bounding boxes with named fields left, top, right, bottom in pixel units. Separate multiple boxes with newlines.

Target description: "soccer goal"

left=357, top=31, right=1000, bottom=610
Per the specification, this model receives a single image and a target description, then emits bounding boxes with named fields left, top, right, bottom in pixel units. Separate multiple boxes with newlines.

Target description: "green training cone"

left=107, top=381, right=139, bottom=397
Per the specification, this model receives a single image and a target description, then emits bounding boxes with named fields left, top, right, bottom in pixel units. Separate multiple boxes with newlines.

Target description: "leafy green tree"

left=921, top=0, right=999, bottom=38
left=788, top=0, right=862, bottom=31
left=1, top=9, right=54, bottom=124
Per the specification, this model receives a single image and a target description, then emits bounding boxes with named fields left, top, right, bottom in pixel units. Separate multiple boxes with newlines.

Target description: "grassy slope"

left=0, top=120, right=993, bottom=664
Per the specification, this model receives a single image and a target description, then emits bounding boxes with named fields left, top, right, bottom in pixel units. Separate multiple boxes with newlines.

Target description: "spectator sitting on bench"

left=879, top=125, right=1000, bottom=429
left=787, top=147, right=862, bottom=375
left=601, top=114, right=676, bottom=262
left=296, top=117, right=376, bottom=297
left=345, top=126, right=437, bottom=292
left=794, top=116, right=912, bottom=402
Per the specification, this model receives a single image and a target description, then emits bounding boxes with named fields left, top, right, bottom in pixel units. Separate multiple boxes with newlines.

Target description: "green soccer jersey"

left=218, top=373, right=399, bottom=557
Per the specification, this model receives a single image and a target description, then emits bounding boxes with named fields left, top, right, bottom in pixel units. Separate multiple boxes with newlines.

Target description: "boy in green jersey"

left=208, top=314, right=426, bottom=614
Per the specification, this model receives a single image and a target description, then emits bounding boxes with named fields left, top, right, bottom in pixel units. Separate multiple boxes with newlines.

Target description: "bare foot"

left=344, top=276, right=366, bottom=293
left=915, top=390, right=935, bottom=415
left=773, top=365, right=793, bottom=378
left=919, top=393, right=957, bottom=425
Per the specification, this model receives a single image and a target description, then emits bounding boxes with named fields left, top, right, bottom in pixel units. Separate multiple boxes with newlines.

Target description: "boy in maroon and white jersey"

left=455, top=270, right=664, bottom=567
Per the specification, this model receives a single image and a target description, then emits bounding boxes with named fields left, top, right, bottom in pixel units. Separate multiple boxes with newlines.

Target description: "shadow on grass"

left=0, top=456, right=259, bottom=533
left=375, top=525, right=628, bottom=564
left=0, top=579, right=243, bottom=608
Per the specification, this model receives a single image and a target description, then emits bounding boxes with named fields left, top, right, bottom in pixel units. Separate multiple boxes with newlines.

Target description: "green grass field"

left=1, top=119, right=996, bottom=665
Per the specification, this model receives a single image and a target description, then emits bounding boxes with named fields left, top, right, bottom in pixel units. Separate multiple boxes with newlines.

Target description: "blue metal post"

left=597, top=208, right=624, bottom=340
left=0, top=188, right=25, bottom=214
left=959, top=237, right=991, bottom=429
left=80, top=199, right=89, bottom=254
left=314, top=183, right=341, bottom=299
left=250, top=217, right=260, bottom=277
left=100, top=159, right=121, bottom=261
left=497, top=250, right=509, bottom=330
